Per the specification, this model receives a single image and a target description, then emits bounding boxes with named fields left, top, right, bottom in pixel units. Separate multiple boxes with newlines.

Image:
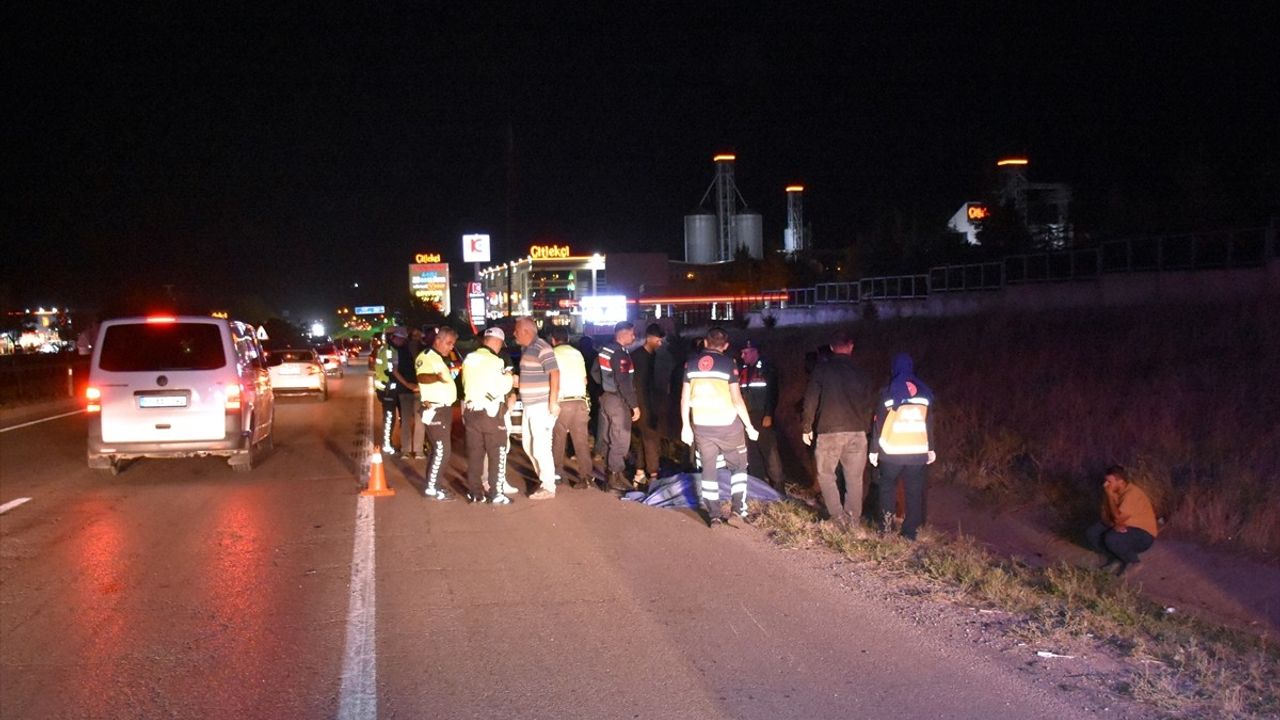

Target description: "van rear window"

left=99, top=323, right=227, bottom=372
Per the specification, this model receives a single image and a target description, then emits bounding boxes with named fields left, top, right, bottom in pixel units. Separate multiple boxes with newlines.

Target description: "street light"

left=587, top=253, right=605, bottom=297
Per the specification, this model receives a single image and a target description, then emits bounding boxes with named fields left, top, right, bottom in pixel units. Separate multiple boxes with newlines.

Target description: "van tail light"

left=86, top=386, right=101, bottom=413
left=225, top=383, right=243, bottom=411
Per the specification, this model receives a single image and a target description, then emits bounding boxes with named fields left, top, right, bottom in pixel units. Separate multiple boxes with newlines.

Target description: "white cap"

left=483, top=327, right=505, bottom=341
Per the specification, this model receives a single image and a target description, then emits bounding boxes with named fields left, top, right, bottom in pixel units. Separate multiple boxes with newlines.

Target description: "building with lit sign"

left=477, top=245, right=787, bottom=333
left=947, top=202, right=989, bottom=245
left=477, top=246, right=606, bottom=332
left=409, top=262, right=451, bottom=315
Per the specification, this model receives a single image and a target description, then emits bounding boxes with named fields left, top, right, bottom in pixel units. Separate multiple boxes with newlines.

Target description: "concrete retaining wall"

left=748, top=259, right=1279, bottom=328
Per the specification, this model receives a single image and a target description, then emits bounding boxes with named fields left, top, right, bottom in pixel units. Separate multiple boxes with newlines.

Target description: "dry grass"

left=754, top=501, right=1280, bottom=719
left=752, top=298, right=1280, bottom=555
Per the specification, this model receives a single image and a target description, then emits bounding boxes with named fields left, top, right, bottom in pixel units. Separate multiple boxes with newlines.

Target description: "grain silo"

left=688, top=152, right=762, bottom=262
left=733, top=211, right=763, bottom=260
left=684, top=212, right=719, bottom=264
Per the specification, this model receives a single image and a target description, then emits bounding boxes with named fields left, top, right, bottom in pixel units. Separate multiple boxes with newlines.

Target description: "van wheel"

left=89, top=455, right=121, bottom=475
left=229, top=448, right=254, bottom=473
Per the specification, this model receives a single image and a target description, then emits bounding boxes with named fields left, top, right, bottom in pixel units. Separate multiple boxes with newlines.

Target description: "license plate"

left=139, top=395, right=188, bottom=408
left=279, top=366, right=300, bottom=374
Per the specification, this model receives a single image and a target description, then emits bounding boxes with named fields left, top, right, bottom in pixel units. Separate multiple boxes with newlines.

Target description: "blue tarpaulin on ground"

left=620, top=470, right=784, bottom=508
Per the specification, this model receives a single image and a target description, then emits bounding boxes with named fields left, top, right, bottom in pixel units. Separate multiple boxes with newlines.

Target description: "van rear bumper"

left=88, top=415, right=248, bottom=460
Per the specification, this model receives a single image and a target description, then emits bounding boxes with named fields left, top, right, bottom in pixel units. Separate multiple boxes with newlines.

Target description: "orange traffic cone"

left=361, top=446, right=396, bottom=497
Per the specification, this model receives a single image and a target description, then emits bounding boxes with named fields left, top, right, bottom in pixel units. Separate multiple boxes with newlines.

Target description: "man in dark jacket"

left=630, top=323, right=666, bottom=486
left=738, top=340, right=786, bottom=491
left=800, top=329, right=874, bottom=529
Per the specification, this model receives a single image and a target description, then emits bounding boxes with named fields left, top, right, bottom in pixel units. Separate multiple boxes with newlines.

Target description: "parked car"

left=311, top=342, right=345, bottom=377
left=266, top=348, right=327, bottom=400
left=86, top=315, right=274, bottom=474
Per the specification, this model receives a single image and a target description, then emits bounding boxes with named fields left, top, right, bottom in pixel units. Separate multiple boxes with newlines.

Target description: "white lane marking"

left=0, top=409, right=85, bottom=433
left=337, top=495, right=377, bottom=720
left=337, top=376, right=378, bottom=720
left=0, top=497, right=32, bottom=515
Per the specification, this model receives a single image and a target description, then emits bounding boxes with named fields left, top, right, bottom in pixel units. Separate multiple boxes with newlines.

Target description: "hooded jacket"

left=870, top=353, right=936, bottom=465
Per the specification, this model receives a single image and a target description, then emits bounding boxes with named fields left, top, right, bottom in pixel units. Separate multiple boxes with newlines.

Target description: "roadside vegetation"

left=754, top=501, right=1280, bottom=719
left=751, top=297, right=1280, bottom=555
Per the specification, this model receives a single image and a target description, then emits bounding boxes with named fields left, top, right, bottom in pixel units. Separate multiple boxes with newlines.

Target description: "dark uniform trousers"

left=747, top=409, right=785, bottom=491
left=553, top=398, right=594, bottom=484
left=464, top=409, right=509, bottom=500
left=379, top=390, right=399, bottom=451
left=634, top=412, right=662, bottom=477
left=598, top=392, right=632, bottom=474
left=694, top=420, right=750, bottom=516
left=422, top=403, right=453, bottom=492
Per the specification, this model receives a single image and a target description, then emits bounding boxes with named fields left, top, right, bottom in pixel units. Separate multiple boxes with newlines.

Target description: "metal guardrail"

left=761, top=225, right=1275, bottom=308
left=859, top=275, right=929, bottom=300
left=930, top=262, right=1003, bottom=292
left=0, top=355, right=88, bottom=404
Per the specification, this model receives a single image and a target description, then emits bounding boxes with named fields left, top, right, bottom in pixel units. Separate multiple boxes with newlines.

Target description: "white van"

left=86, top=315, right=275, bottom=474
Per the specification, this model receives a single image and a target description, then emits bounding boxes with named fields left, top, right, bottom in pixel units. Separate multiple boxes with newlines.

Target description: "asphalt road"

left=1, top=365, right=1104, bottom=720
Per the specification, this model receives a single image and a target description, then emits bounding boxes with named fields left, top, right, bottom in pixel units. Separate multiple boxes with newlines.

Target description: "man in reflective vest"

left=378, top=328, right=406, bottom=454
left=869, top=352, right=936, bottom=540
left=415, top=326, right=460, bottom=501
left=591, top=321, right=640, bottom=493
left=680, top=327, right=759, bottom=524
left=737, top=339, right=785, bottom=492
left=461, top=327, right=516, bottom=504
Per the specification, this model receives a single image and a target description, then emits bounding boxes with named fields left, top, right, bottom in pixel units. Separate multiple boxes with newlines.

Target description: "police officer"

left=680, top=327, right=759, bottom=524
left=461, top=327, right=516, bottom=504
left=415, top=326, right=460, bottom=501
left=738, top=339, right=786, bottom=492
left=550, top=326, right=594, bottom=489
left=591, top=321, right=640, bottom=493
left=376, top=327, right=405, bottom=455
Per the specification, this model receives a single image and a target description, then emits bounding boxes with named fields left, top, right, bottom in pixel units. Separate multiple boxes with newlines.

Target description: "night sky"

left=8, top=4, right=1277, bottom=317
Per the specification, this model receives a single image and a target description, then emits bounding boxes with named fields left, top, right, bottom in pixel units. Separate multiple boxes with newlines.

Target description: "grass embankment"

left=750, top=298, right=1280, bottom=555
left=755, top=501, right=1279, bottom=719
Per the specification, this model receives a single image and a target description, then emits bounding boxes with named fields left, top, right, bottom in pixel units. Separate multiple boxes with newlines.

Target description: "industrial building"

left=473, top=151, right=798, bottom=332
left=949, top=157, right=1073, bottom=248
left=684, top=154, right=765, bottom=263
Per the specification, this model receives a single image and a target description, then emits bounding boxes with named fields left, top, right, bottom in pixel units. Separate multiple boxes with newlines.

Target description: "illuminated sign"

left=785, top=185, right=805, bottom=192
left=353, top=305, right=386, bottom=316
left=462, top=234, right=491, bottom=263
left=713, top=154, right=736, bottom=162
left=408, top=263, right=451, bottom=315
left=415, top=253, right=442, bottom=263
left=530, top=244, right=571, bottom=260
left=996, top=158, right=1029, bottom=167
left=966, top=203, right=989, bottom=221
left=579, top=294, right=628, bottom=324
left=466, top=282, right=482, bottom=296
